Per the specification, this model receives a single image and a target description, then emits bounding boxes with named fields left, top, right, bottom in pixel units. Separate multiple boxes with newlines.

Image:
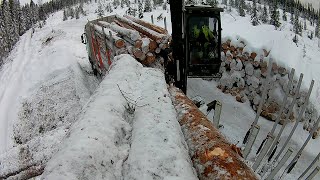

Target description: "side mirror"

left=81, top=33, right=87, bottom=44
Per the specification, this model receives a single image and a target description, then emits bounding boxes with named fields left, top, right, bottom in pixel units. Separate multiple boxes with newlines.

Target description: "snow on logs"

left=94, top=15, right=169, bottom=66
left=219, top=38, right=319, bottom=137
left=169, top=86, right=258, bottom=180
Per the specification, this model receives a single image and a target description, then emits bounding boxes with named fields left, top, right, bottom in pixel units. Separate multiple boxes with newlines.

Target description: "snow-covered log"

left=169, top=86, right=258, bottom=180
left=115, top=15, right=168, bottom=43
left=92, top=24, right=125, bottom=48
left=123, top=15, right=168, bottom=35
left=98, top=21, right=141, bottom=42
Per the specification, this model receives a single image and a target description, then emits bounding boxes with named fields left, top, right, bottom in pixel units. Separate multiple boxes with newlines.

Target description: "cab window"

left=188, top=16, right=219, bottom=64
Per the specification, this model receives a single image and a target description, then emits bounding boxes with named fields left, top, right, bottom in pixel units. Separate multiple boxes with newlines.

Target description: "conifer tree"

left=63, top=9, right=67, bottom=21
left=283, top=11, right=287, bottom=21
left=239, top=0, right=245, bottom=17
left=260, top=5, right=269, bottom=23
left=251, top=0, right=259, bottom=26
left=96, top=2, right=104, bottom=18
left=138, top=0, right=143, bottom=19
left=144, top=0, right=152, bottom=12
left=270, top=0, right=281, bottom=28
left=316, top=16, right=320, bottom=38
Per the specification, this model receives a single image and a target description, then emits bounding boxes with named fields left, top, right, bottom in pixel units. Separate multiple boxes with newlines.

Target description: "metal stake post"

left=305, top=166, right=320, bottom=180
left=243, top=125, right=260, bottom=159
left=298, top=153, right=320, bottom=179
left=213, top=101, right=222, bottom=128
left=266, top=148, right=293, bottom=180
left=274, top=80, right=314, bottom=162
left=252, top=134, right=275, bottom=171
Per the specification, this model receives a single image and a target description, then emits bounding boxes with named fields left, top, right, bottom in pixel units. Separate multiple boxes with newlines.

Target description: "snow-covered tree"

left=251, top=0, right=259, bottom=26
left=222, top=0, right=228, bottom=6
left=207, top=0, right=217, bottom=7
left=294, top=11, right=301, bottom=35
left=63, top=9, right=67, bottom=21
left=316, top=17, right=320, bottom=38
left=69, top=7, right=74, bottom=19
left=162, top=1, right=167, bottom=10
left=186, top=0, right=196, bottom=5
left=96, top=2, right=104, bottom=18
left=270, top=0, right=281, bottom=28
left=138, top=0, right=143, bottom=19
left=260, top=5, right=269, bottom=24
left=282, top=11, right=287, bottom=21
left=144, top=0, right=152, bottom=12
left=238, top=0, right=245, bottom=17
left=75, top=7, right=80, bottom=19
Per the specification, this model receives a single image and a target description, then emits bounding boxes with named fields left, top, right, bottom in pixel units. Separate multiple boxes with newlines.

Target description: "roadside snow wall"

left=41, top=54, right=197, bottom=180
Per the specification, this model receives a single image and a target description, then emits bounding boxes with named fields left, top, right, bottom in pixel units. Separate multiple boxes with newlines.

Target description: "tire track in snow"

left=0, top=31, right=33, bottom=154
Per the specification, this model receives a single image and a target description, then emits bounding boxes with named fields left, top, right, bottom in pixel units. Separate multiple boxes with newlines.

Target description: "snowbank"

left=42, top=55, right=196, bottom=180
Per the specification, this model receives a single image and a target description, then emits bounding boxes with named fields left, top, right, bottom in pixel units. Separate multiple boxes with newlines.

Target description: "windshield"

left=188, top=16, right=219, bottom=65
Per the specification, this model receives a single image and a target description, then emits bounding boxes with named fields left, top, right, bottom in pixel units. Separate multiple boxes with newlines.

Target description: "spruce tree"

left=316, top=16, right=320, bottom=38
left=162, top=1, right=167, bottom=10
left=63, top=9, right=67, bottom=21
left=294, top=11, right=300, bottom=35
left=260, top=5, right=269, bottom=24
left=138, top=0, right=143, bottom=19
left=96, top=2, right=104, bottom=18
left=75, top=7, right=80, bottom=19
left=283, top=12, right=287, bottom=21
left=251, top=0, right=259, bottom=26
left=144, top=0, right=152, bottom=12
left=207, top=0, right=217, bottom=7
left=239, top=0, right=245, bottom=17
left=270, top=0, right=281, bottom=28
left=222, top=0, right=227, bottom=6
left=304, top=19, right=307, bottom=30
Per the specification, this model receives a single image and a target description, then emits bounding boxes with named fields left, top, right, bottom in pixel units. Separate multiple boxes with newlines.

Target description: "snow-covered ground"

left=1, top=0, right=320, bottom=179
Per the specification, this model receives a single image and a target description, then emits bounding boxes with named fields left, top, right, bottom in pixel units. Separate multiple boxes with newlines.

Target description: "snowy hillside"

left=0, top=0, right=320, bottom=179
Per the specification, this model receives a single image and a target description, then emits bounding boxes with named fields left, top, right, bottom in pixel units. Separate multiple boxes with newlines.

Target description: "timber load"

left=89, top=15, right=170, bottom=66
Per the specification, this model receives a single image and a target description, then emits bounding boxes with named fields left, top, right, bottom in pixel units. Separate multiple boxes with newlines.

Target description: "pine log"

left=135, top=39, right=143, bottom=48
left=155, top=48, right=161, bottom=54
left=92, top=24, right=125, bottom=48
left=149, top=40, right=157, bottom=51
left=115, top=15, right=168, bottom=43
left=146, top=52, right=156, bottom=64
left=168, top=86, right=258, bottom=180
left=132, top=47, right=144, bottom=60
left=98, top=21, right=141, bottom=42
left=123, top=15, right=168, bottom=34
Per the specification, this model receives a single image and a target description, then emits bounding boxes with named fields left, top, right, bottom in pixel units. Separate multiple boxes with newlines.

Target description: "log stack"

left=219, top=38, right=319, bottom=137
left=91, top=15, right=170, bottom=66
